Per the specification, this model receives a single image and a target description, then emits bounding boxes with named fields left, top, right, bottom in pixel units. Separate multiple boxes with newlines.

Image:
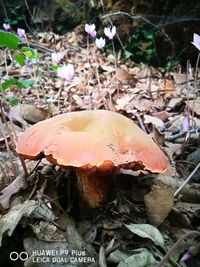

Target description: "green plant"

left=0, top=31, right=35, bottom=105
left=124, top=26, right=156, bottom=64
left=3, top=4, right=23, bottom=26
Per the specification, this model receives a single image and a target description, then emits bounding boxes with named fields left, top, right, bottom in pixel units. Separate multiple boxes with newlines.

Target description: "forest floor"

left=0, top=27, right=200, bottom=267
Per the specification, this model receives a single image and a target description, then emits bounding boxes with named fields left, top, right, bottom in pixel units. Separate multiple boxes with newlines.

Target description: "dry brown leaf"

left=115, top=95, right=134, bottom=110
left=172, top=72, right=193, bottom=84
left=168, top=208, right=192, bottom=229
left=157, top=174, right=200, bottom=203
left=144, top=180, right=174, bottom=226
left=115, top=68, right=137, bottom=85
left=162, top=77, right=180, bottom=99
left=0, top=175, right=26, bottom=209
left=132, top=97, right=153, bottom=112
left=101, top=64, right=115, bottom=73
left=22, top=104, right=48, bottom=123
left=167, top=97, right=183, bottom=109
left=165, top=142, right=182, bottom=157
left=143, top=115, right=164, bottom=128
left=187, top=97, right=200, bottom=116
left=103, top=219, right=122, bottom=230
left=151, top=111, right=173, bottom=122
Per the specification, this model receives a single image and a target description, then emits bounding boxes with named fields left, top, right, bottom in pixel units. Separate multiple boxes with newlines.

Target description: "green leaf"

left=0, top=31, right=19, bottom=49
left=1, top=79, right=17, bottom=90
left=14, top=53, right=26, bottom=65
left=146, top=49, right=154, bottom=55
left=165, top=59, right=180, bottom=69
left=50, top=65, right=59, bottom=70
left=124, top=50, right=133, bottom=59
left=7, top=97, right=20, bottom=106
left=146, top=33, right=153, bottom=40
left=17, top=79, right=34, bottom=88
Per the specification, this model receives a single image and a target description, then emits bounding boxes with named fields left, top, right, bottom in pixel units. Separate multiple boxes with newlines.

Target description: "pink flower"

left=51, top=52, right=63, bottom=65
left=17, top=28, right=25, bottom=38
left=191, top=33, right=200, bottom=51
left=85, top=23, right=96, bottom=35
left=3, top=23, right=10, bottom=31
left=182, top=112, right=190, bottom=132
left=95, top=37, right=105, bottom=49
left=57, top=64, right=74, bottom=81
left=181, top=251, right=192, bottom=261
left=90, top=30, right=97, bottom=38
left=104, top=26, right=116, bottom=40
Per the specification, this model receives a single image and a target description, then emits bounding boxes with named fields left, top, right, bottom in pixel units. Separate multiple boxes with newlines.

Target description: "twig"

left=165, top=128, right=200, bottom=141
left=0, top=0, right=11, bottom=29
left=156, top=231, right=200, bottom=267
left=24, top=0, right=40, bottom=31
left=134, top=113, right=148, bottom=134
left=18, top=41, right=54, bottom=53
left=174, top=162, right=200, bottom=197
left=101, top=12, right=175, bottom=50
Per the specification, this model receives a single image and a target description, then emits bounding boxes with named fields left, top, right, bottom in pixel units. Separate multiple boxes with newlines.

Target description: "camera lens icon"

left=10, top=251, right=28, bottom=261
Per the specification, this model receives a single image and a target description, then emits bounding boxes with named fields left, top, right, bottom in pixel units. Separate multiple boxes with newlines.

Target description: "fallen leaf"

left=143, top=114, right=164, bottom=128
left=167, top=97, right=183, bottom=109
left=107, top=249, right=131, bottom=264
left=0, top=175, right=26, bottom=209
left=187, top=97, right=200, bottom=117
left=0, top=200, right=38, bottom=245
left=165, top=142, right=182, bottom=157
left=132, top=97, right=153, bottom=112
left=162, top=77, right=180, bottom=99
left=151, top=111, right=173, bottom=122
left=124, top=223, right=164, bottom=247
left=144, top=180, right=174, bottom=226
left=115, top=68, right=138, bottom=85
left=31, top=221, right=67, bottom=241
left=99, top=246, right=107, bottom=267
left=103, top=219, right=122, bottom=230
left=117, top=248, right=157, bottom=267
left=22, top=104, right=48, bottom=123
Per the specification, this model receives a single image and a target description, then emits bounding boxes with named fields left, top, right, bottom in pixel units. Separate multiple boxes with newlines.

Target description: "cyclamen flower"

left=51, top=52, right=63, bottom=65
left=95, top=37, right=105, bottom=49
left=191, top=33, right=200, bottom=51
left=182, top=112, right=190, bottom=132
left=181, top=251, right=192, bottom=261
left=104, top=26, right=116, bottom=40
left=85, top=23, right=95, bottom=35
left=90, top=30, right=97, bottom=38
left=17, top=28, right=25, bottom=38
left=57, top=64, right=74, bottom=82
left=3, top=23, right=10, bottom=31
left=25, top=58, right=38, bottom=67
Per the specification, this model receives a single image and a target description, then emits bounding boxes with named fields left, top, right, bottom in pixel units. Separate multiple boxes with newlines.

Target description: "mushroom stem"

left=75, top=168, right=112, bottom=208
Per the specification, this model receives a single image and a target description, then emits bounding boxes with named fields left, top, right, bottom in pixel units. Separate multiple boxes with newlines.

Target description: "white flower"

left=57, top=64, right=74, bottom=82
left=104, top=26, right=116, bottom=40
left=3, top=23, right=10, bottom=31
left=17, top=28, right=25, bottom=38
left=51, top=52, right=63, bottom=65
left=191, top=33, right=200, bottom=51
left=95, top=37, right=105, bottom=49
left=85, top=23, right=96, bottom=34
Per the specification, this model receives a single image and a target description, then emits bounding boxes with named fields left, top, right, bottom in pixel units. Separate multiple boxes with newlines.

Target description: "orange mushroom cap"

left=16, top=110, right=168, bottom=173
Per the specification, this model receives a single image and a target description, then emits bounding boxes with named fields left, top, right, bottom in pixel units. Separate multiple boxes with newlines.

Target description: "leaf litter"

left=0, top=26, right=200, bottom=267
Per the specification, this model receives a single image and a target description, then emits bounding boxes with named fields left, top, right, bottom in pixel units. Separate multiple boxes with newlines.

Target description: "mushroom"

left=16, top=110, right=168, bottom=208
